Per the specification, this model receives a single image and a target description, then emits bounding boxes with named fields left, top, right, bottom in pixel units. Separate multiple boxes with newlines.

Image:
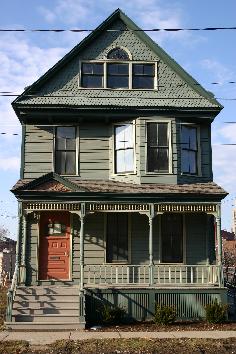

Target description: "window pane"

left=162, top=214, right=183, bottom=263
left=124, top=124, right=133, bottom=148
left=158, top=123, right=168, bottom=146
left=147, top=148, right=158, bottom=172
left=132, top=76, right=154, bottom=89
left=56, top=127, right=76, bottom=150
left=147, top=123, right=157, bottom=146
left=181, top=126, right=190, bottom=149
left=82, top=75, right=103, bottom=88
left=181, top=149, right=189, bottom=173
left=115, top=126, right=126, bottom=150
left=189, top=127, right=197, bottom=150
left=65, top=151, right=76, bottom=174
left=116, top=150, right=125, bottom=173
left=133, top=64, right=144, bottom=75
left=82, top=63, right=103, bottom=74
left=124, top=149, right=134, bottom=172
left=143, top=64, right=155, bottom=76
left=108, top=63, right=129, bottom=75
left=55, top=151, right=65, bottom=174
left=157, top=148, right=169, bottom=171
left=107, top=76, right=129, bottom=88
left=189, top=150, right=197, bottom=174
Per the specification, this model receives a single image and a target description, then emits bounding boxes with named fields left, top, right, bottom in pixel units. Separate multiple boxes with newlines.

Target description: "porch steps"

left=5, top=286, right=85, bottom=331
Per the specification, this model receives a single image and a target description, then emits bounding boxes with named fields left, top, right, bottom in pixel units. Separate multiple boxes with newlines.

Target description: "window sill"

left=145, top=172, right=173, bottom=175
left=111, top=173, right=137, bottom=177
left=181, top=173, right=202, bottom=177
left=77, top=87, right=158, bottom=91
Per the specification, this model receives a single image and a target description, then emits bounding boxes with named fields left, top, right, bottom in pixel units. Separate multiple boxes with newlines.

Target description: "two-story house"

left=6, top=9, right=227, bottom=330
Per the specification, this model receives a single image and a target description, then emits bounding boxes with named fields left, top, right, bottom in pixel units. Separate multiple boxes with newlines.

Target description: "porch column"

left=148, top=204, right=155, bottom=285
left=216, top=204, right=222, bottom=265
left=20, top=211, right=27, bottom=285
left=79, top=203, right=86, bottom=291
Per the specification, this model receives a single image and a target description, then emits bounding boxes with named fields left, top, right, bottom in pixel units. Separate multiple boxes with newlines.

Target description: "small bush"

left=154, top=304, right=176, bottom=325
left=100, top=304, right=126, bottom=325
left=205, top=300, right=228, bottom=324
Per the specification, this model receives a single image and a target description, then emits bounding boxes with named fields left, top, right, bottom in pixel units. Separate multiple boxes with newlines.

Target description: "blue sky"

left=0, top=0, right=236, bottom=239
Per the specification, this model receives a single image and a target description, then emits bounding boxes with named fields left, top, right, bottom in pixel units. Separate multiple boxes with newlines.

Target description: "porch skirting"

left=85, top=287, right=228, bottom=324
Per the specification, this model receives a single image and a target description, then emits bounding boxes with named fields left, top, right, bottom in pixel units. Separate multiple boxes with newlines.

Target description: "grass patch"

left=0, top=286, right=7, bottom=329
left=1, top=338, right=236, bottom=353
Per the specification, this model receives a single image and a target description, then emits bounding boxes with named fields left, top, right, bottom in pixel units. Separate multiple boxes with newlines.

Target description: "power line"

left=1, top=26, right=236, bottom=32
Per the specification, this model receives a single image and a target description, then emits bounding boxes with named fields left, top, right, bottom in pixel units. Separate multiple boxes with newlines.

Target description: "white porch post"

left=148, top=204, right=155, bottom=285
left=216, top=204, right=223, bottom=287
left=20, top=210, right=27, bottom=285
left=79, top=203, right=86, bottom=291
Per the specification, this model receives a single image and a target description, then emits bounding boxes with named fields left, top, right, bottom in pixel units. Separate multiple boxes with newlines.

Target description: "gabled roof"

left=12, top=8, right=222, bottom=111
left=11, top=172, right=88, bottom=193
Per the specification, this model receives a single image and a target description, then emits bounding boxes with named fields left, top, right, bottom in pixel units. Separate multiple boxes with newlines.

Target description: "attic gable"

left=11, top=172, right=88, bottom=193
left=13, top=9, right=222, bottom=112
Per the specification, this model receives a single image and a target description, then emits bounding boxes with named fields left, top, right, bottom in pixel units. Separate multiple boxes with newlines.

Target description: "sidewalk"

left=1, top=330, right=236, bottom=345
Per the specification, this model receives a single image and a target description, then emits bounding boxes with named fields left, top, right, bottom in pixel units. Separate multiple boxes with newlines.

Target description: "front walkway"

left=1, top=330, right=236, bottom=345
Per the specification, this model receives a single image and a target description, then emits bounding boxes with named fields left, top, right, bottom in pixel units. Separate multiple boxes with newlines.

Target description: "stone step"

left=13, top=300, right=79, bottom=309
left=13, top=307, right=78, bottom=315
left=13, top=314, right=81, bottom=323
left=5, top=321, right=85, bottom=331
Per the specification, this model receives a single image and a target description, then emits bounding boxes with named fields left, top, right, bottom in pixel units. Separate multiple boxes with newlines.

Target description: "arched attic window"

left=107, top=47, right=130, bottom=60
left=107, top=48, right=130, bottom=88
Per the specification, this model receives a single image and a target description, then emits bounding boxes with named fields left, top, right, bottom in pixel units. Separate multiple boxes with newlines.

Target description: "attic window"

left=107, top=48, right=130, bottom=60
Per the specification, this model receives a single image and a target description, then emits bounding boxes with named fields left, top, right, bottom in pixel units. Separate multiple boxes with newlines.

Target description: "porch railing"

left=84, top=264, right=223, bottom=287
left=5, top=264, right=19, bottom=322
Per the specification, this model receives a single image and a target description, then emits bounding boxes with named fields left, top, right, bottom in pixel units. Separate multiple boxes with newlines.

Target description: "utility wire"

left=1, top=27, right=236, bottom=32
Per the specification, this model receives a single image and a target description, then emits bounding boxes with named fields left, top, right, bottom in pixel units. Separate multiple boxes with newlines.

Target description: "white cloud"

left=0, top=156, right=20, bottom=171
left=38, top=0, right=203, bottom=46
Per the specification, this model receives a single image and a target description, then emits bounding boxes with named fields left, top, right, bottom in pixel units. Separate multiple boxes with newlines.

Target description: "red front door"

left=39, top=212, right=70, bottom=280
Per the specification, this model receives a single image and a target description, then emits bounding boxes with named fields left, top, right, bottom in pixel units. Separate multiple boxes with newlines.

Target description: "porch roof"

left=11, top=173, right=227, bottom=198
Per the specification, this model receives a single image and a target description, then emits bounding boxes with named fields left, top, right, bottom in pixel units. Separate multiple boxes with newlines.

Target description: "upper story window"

left=147, top=122, right=169, bottom=173
left=55, top=127, right=77, bottom=175
left=107, top=63, right=129, bottom=88
left=181, top=125, right=198, bottom=174
left=81, top=63, right=103, bottom=88
left=132, top=64, right=155, bottom=89
left=80, top=47, right=156, bottom=90
left=114, top=124, right=134, bottom=173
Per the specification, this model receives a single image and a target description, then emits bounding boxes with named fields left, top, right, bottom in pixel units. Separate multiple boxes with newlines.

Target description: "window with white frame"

left=55, top=127, right=77, bottom=175
left=114, top=124, right=134, bottom=173
left=147, top=122, right=169, bottom=173
left=80, top=47, right=156, bottom=89
left=181, top=125, right=198, bottom=174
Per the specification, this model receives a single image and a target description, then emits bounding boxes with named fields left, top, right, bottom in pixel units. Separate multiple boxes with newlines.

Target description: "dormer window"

left=80, top=47, right=157, bottom=89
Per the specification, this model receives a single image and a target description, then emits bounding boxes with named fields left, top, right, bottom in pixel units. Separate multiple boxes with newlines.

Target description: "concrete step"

left=13, top=300, right=79, bottom=309
left=14, top=294, right=79, bottom=302
left=16, top=286, right=80, bottom=296
left=13, top=314, right=81, bottom=323
left=5, top=321, right=85, bottom=331
left=13, top=307, right=78, bottom=315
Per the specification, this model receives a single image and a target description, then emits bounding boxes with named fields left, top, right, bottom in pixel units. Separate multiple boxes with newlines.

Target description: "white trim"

left=78, top=60, right=158, bottom=90
left=145, top=118, right=173, bottom=175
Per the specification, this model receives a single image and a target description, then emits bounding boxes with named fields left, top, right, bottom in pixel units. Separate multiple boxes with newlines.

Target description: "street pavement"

left=1, top=330, right=236, bottom=345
